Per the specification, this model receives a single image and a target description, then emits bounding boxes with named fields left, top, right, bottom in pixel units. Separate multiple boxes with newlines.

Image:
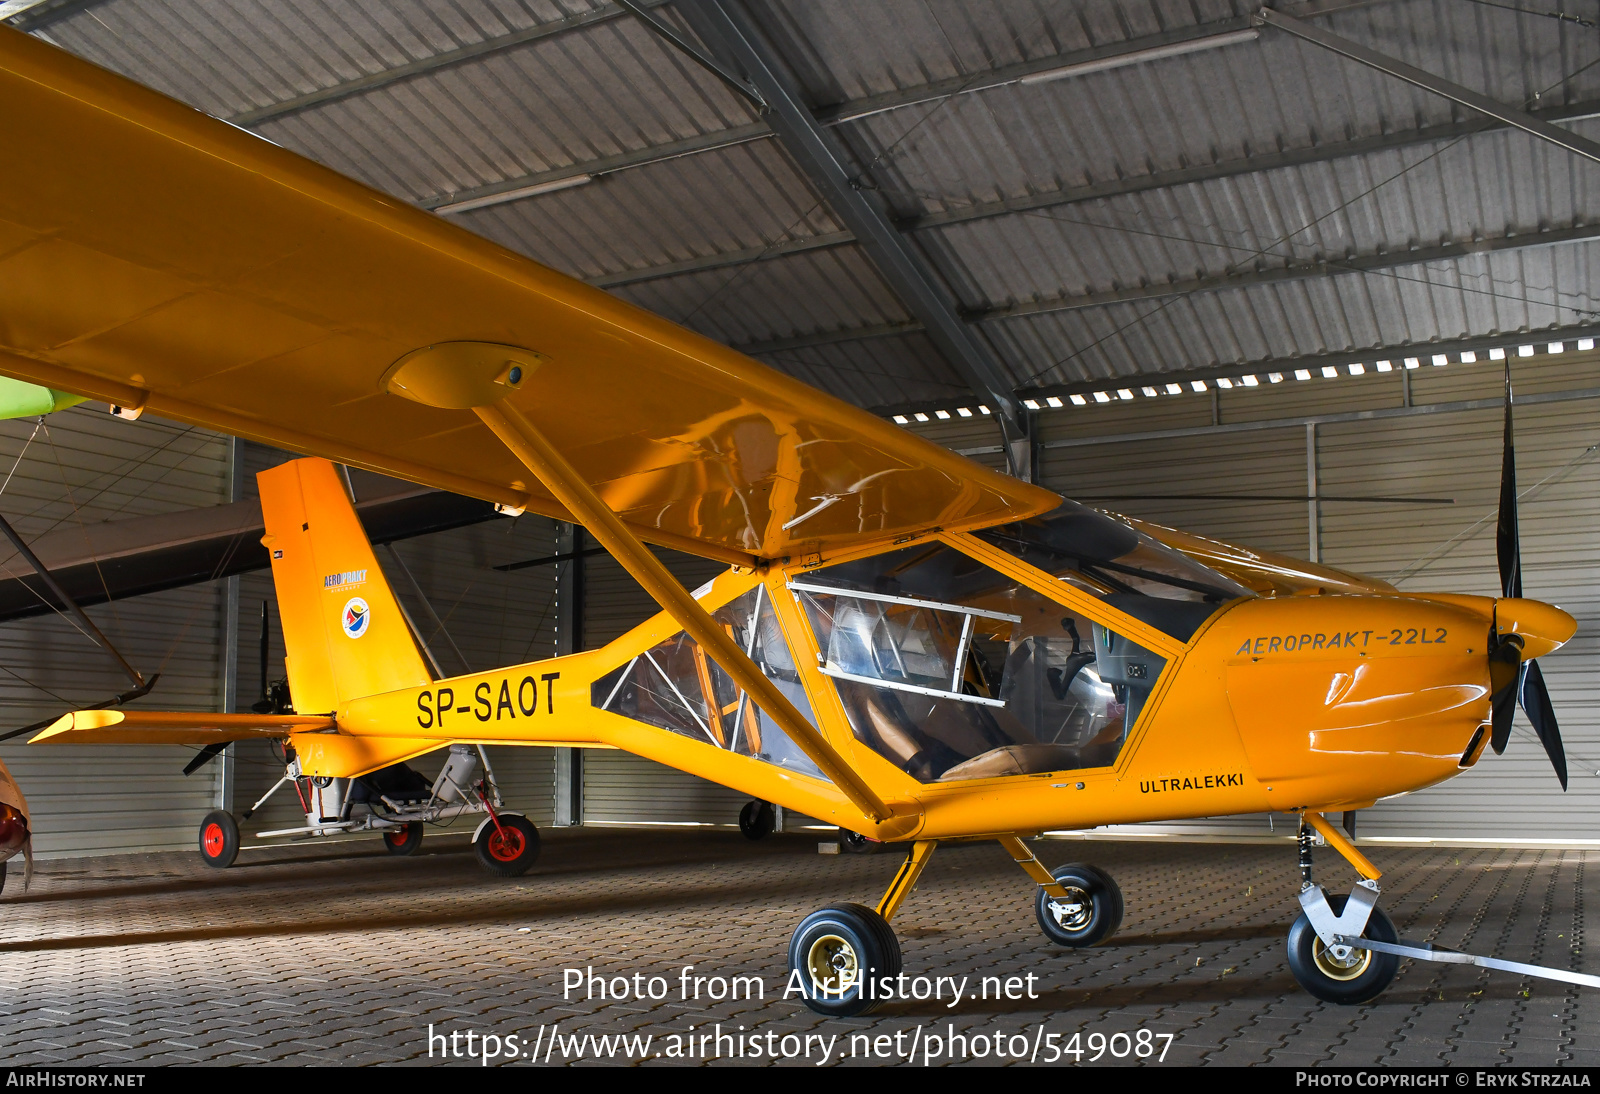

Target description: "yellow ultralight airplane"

left=0, top=25, right=1590, bottom=1013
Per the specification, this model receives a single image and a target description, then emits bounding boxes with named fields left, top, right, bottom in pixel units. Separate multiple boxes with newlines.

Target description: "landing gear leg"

left=1286, top=814, right=1399, bottom=1004
left=786, top=840, right=932, bottom=1017
left=1000, top=835, right=1123, bottom=947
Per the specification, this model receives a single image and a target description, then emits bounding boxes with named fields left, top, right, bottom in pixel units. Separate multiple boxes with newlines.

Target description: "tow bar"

left=1338, top=936, right=1600, bottom=990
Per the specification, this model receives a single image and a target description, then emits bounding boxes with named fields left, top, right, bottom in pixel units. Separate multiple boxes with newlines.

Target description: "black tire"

left=840, top=829, right=880, bottom=854
left=198, top=810, right=240, bottom=869
left=739, top=800, right=775, bottom=841
left=1286, top=893, right=1400, bottom=1005
left=0, top=859, right=9, bottom=895
left=788, top=902, right=902, bottom=1018
left=383, top=822, right=424, bottom=857
left=1035, top=863, right=1124, bottom=947
left=474, top=814, right=540, bottom=877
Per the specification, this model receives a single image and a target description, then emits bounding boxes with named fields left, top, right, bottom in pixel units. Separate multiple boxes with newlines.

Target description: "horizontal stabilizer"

left=31, top=709, right=334, bottom=745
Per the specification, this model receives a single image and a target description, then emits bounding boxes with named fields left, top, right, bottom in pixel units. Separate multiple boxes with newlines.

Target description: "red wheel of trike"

left=473, top=814, right=539, bottom=877
left=383, top=822, right=424, bottom=856
left=198, top=810, right=240, bottom=869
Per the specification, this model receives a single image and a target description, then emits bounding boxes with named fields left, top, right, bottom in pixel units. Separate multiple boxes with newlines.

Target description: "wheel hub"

left=488, top=828, right=524, bottom=861
left=1046, top=885, right=1092, bottom=931
left=1312, top=936, right=1373, bottom=980
left=806, top=933, right=859, bottom=996
left=202, top=823, right=224, bottom=856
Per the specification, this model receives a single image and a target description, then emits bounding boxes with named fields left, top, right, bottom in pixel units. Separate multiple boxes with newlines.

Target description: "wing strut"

left=474, top=400, right=894, bottom=824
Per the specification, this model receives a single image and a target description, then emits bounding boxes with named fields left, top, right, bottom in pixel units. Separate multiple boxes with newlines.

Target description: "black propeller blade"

left=182, top=742, right=226, bottom=776
left=1497, top=364, right=1522, bottom=602
left=1520, top=660, right=1567, bottom=790
left=1491, top=362, right=1567, bottom=787
left=1486, top=637, right=1520, bottom=755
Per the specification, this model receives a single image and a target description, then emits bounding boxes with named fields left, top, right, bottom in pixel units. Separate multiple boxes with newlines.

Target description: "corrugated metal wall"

left=0, top=407, right=231, bottom=857
left=229, top=443, right=560, bottom=840
left=914, top=351, right=1600, bottom=842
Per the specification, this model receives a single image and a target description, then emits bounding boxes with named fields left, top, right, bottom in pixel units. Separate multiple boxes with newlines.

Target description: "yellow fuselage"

left=289, top=530, right=1565, bottom=845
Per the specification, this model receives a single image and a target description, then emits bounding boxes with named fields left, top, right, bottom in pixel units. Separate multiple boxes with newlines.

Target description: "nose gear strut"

left=1288, top=810, right=1600, bottom=1001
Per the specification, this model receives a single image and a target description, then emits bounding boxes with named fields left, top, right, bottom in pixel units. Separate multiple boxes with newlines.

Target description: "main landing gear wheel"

left=198, top=810, right=240, bottom=869
left=1287, top=893, right=1400, bottom=1004
left=840, top=829, right=880, bottom=854
left=739, top=800, right=775, bottom=841
left=383, top=822, right=424, bottom=857
left=788, top=902, right=902, bottom=1018
left=474, top=814, right=540, bottom=877
left=1035, top=863, right=1124, bottom=947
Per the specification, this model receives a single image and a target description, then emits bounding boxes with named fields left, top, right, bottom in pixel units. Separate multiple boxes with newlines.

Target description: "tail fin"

left=260, top=458, right=430, bottom=712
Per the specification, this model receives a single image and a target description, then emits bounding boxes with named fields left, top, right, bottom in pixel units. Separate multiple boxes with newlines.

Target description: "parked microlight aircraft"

left=0, top=26, right=1588, bottom=1012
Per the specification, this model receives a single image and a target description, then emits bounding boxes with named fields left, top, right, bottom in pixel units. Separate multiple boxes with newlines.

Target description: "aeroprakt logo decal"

left=1235, top=627, right=1448, bottom=655
left=324, top=569, right=367, bottom=590
left=342, top=597, right=371, bottom=639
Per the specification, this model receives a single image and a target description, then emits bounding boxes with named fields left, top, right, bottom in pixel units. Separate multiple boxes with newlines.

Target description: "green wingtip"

left=0, top=376, right=87, bottom=419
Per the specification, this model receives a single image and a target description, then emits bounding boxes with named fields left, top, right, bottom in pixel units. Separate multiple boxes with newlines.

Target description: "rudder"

left=259, top=458, right=431, bottom=712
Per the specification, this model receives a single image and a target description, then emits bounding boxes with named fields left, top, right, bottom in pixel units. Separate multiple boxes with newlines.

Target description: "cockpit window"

left=591, top=585, right=824, bottom=780
left=788, top=581, right=1019, bottom=708
left=795, top=542, right=1168, bottom=782
left=976, top=501, right=1253, bottom=628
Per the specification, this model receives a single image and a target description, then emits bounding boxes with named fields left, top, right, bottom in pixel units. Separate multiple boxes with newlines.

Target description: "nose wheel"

left=1287, top=892, right=1400, bottom=1003
left=1286, top=813, right=1399, bottom=1004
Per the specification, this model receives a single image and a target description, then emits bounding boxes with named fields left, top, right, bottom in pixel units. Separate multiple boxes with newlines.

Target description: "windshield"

left=975, top=501, right=1254, bottom=615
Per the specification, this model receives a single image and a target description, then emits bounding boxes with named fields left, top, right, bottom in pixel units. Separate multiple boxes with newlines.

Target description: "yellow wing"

left=0, top=28, right=1056, bottom=566
left=32, top=710, right=334, bottom=746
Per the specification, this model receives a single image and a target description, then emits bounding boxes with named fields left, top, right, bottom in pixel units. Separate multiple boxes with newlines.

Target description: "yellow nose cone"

left=1496, top=598, right=1577, bottom=659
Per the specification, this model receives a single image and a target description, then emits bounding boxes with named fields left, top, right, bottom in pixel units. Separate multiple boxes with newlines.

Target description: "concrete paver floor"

left=0, top=828, right=1591, bottom=1066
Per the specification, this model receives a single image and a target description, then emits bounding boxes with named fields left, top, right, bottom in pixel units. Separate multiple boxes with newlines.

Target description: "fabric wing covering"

left=0, top=28, right=1058, bottom=566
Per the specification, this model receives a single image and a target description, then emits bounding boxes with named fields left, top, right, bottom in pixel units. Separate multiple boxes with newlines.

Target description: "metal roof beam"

left=579, top=97, right=1600, bottom=289
left=909, top=100, right=1600, bottom=232
left=1258, top=8, right=1600, bottom=166
left=0, top=0, right=103, bottom=33
left=672, top=0, right=1024, bottom=430
left=228, top=1, right=667, bottom=128
left=419, top=123, right=768, bottom=213
left=213, top=0, right=1376, bottom=133
left=731, top=221, right=1600, bottom=358
left=975, top=221, right=1600, bottom=320
left=186, top=0, right=1516, bottom=237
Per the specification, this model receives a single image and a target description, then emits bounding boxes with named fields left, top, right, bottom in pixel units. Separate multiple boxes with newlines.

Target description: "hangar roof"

left=9, top=0, right=1599, bottom=424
